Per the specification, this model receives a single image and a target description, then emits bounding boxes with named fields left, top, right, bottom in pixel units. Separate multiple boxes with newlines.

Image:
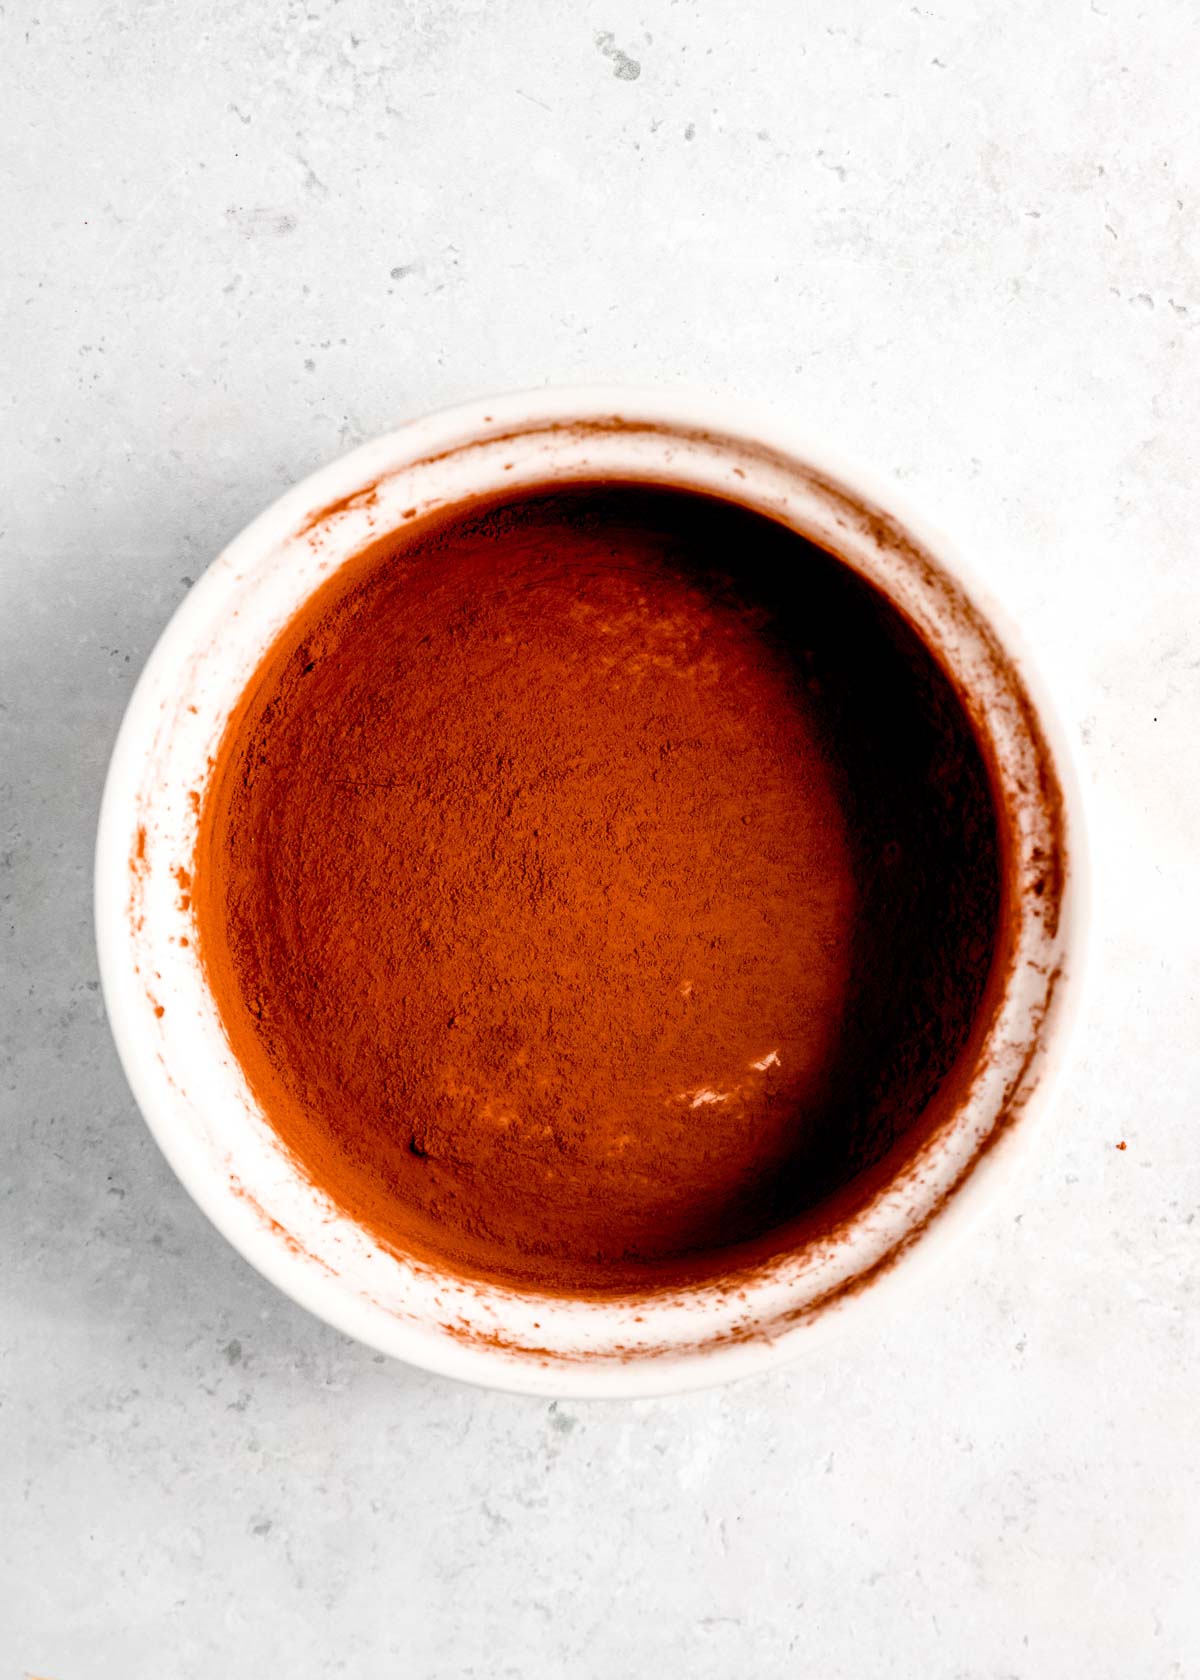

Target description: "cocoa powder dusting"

left=194, top=484, right=1003, bottom=1293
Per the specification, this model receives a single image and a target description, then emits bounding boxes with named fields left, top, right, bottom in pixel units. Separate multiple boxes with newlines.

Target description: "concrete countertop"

left=2, top=2, right=1197, bottom=1674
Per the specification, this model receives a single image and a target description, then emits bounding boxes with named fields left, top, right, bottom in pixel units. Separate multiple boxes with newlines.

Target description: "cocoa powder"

left=194, top=483, right=1003, bottom=1293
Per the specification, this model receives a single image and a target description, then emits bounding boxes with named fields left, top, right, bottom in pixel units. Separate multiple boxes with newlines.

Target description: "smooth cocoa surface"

left=194, top=483, right=1003, bottom=1292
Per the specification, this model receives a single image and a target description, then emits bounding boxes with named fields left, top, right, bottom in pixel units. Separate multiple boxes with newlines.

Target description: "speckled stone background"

left=3, top=2, right=1198, bottom=1675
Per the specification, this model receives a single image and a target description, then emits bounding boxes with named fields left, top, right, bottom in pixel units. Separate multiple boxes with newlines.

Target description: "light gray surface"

left=3, top=2, right=1198, bottom=1675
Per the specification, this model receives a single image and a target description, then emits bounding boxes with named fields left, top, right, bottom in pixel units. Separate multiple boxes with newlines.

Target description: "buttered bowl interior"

left=95, top=389, right=1086, bottom=1396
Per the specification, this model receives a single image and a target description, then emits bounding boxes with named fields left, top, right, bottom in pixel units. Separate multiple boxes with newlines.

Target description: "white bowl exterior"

left=95, top=387, right=1088, bottom=1396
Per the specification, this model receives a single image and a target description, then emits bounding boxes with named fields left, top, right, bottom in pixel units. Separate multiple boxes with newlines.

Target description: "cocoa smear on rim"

left=188, top=480, right=1029, bottom=1300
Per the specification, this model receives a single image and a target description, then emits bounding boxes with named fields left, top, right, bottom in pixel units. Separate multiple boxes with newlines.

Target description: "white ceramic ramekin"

left=95, top=387, right=1088, bottom=1397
